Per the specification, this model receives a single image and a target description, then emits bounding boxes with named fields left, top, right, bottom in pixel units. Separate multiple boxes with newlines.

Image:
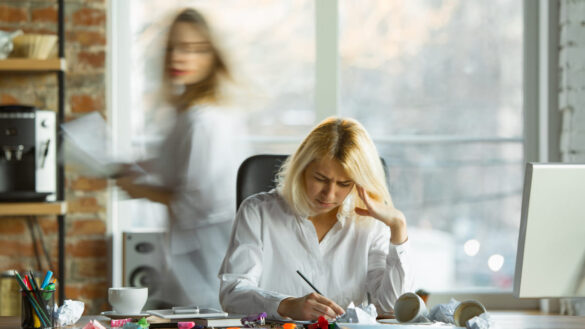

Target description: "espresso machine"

left=0, top=105, right=56, bottom=201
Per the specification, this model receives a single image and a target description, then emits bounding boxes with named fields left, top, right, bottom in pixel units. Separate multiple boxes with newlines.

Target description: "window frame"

left=107, top=0, right=559, bottom=310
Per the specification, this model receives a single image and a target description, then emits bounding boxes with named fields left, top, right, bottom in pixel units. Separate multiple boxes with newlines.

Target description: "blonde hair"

left=277, top=117, right=392, bottom=217
left=162, top=8, right=231, bottom=109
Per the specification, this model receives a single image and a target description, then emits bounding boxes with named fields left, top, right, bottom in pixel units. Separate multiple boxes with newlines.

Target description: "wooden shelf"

left=0, top=202, right=67, bottom=216
left=0, top=58, right=66, bottom=72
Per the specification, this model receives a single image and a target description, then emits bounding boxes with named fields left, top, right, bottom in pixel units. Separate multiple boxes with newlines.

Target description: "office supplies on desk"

left=147, top=308, right=229, bottom=320
left=13, top=271, right=55, bottom=329
left=100, top=311, right=151, bottom=320
left=191, top=316, right=243, bottom=328
left=40, top=271, right=53, bottom=289
left=148, top=322, right=202, bottom=329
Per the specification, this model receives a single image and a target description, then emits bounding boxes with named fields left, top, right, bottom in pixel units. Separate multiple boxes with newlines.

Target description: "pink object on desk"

left=177, top=321, right=195, bottom=329
left=111, top=318, right=133, bottom=327
left=82, top=319, right=107, bottom=329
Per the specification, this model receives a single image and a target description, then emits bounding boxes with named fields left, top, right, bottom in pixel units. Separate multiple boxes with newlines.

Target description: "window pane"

left=340, top=1, right=523, bottom=291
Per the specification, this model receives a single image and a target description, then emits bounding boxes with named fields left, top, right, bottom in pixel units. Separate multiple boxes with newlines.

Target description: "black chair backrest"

left=236, top=154, right=288, bottom=210
left=236, top=154, right=389, bottom=210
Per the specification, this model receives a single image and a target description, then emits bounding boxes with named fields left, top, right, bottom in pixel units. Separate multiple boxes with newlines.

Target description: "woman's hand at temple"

left=355, top=186, right=408, bottom=245
left=277, top=292, right=345, bottom=321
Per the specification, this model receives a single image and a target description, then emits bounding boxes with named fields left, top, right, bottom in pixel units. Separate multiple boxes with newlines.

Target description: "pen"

left=296, top=270, right=323, bottom=295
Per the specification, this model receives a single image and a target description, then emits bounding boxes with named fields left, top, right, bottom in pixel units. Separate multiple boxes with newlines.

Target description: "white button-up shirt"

left=219, top=190, right=414, bottom=319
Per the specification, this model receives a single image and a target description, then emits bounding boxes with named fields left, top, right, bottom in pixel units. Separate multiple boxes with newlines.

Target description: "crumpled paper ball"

left=466, top=312, right=493, bottom=329
left=428, top=298, right=459, bottom=324
left=55, top=299, right=85, bottom=327
left=337, top=302, right=378, bottom=324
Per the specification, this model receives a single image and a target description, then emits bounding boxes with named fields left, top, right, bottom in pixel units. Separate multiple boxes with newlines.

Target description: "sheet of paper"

left=61, top=112, right=144, bottom=178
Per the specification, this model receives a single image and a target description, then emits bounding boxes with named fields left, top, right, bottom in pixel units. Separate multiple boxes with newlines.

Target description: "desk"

left=1, top=313, right=585, bottom=329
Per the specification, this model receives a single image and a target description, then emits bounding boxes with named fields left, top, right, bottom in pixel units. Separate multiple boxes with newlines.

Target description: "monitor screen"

left=514, top=163, right=585, bottom=298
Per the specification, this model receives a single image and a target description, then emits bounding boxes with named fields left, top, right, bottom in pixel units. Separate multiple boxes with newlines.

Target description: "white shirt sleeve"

left=366, top=223, right=415, bottom=312
left=218, top=196, right=292, bottom=318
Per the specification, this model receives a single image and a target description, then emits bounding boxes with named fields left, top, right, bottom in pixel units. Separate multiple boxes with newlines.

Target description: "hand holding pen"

left=276, top=271, right=345, bottom=321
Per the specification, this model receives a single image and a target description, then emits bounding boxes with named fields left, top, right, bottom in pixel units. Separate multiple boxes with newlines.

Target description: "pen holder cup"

left=20, top=289, right=55, bottom=329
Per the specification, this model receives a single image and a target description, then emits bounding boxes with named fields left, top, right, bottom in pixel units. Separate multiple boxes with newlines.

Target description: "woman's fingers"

left=305, top=293, right=345, bottom=320
left=313, top=294, right=345, bottom=316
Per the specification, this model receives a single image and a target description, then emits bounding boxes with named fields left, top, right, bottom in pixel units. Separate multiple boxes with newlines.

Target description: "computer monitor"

left=514, top=163, right=585, bottom=298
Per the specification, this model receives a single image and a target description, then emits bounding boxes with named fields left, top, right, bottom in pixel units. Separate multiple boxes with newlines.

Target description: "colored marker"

left=41, top=271, right=53, bottom=289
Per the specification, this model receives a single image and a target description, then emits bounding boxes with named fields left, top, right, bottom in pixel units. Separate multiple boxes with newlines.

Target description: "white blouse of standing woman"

left=219, top=117, right=414, bottom=320
left=117, top=8, right=248, bottom=308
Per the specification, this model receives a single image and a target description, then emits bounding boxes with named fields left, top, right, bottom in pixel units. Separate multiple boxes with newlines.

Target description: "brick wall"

left=0, top=0, right=108, bottom=314
left=559, top=0, right=585, bottom=162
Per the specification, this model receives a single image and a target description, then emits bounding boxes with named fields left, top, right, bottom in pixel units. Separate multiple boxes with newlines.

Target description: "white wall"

left=559, top=0, right=585, bottom=162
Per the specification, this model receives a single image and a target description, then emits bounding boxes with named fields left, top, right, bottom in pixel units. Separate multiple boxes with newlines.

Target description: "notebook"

left=147, top=309, right=244, bottom=327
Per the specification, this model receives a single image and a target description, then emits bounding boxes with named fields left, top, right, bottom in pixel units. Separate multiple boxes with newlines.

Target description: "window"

left=338, top=0, right=523, bottom=291
left=111, top=0, right=525, bottom=292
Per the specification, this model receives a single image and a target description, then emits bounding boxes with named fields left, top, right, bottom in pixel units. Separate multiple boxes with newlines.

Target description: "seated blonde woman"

left=219, top=117, right=414, bottom=320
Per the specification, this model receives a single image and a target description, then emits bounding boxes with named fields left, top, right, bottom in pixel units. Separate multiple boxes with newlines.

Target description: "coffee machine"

left=0, top=105, right=56, bottom=201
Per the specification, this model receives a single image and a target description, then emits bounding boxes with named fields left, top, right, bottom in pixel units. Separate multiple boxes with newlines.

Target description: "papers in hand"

left=61, top=112, right=143, bottom=178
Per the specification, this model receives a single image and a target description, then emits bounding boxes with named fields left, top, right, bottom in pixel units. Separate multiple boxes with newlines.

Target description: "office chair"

left=236, top=154, right=389, bottom=210
left=236, top=154, right=288, bottom=210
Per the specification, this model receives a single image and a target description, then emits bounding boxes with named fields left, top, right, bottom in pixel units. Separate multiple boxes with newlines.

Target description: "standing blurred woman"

left=219, top=117, right=414, bottom=320
left=117, top=8, right=248, bottom=309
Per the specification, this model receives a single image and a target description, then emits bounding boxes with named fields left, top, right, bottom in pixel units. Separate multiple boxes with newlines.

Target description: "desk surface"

left=1, top=313, right=585, bottom=329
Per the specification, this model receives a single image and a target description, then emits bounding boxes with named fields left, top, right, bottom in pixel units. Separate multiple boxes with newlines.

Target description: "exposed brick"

left=77, top=50, right=105, bottom=69
left=70, top=93, right=103, bottom=113
left=0, top=75, right=34, bottom=88
left=96, top=300, right=109, bottom=313
left=69, top=219, right=106, bottom=236
left=31, top=6, right=58, bottom=23
left=66, top=238, right=107, bottom=258
left=0, top=5, right=27, bottom=23
left=71, top=177, right=108, bottom=191
left=73, top=258, right=107, bottom=279
left=37, top=217, right=59, bottom=235
left=67, top=197, right=103, bottom=213
left=72, top=8, right=105, bottom=27
left=0, top=218, right=26, bottom=234
left=81, top=281, right=109, bottom=299
left=68, top=30, right=106, bottom=47
left=0, top=240, right=35, bottom=257
left=65, top=284, right=82, bottom=300
left=0, top=0, right=109, bottom=317
left=0, top=257, right=31, bottom=272
left=20, top=27, right=57, bottom=35
left=0, top=93, right=19, bottom=105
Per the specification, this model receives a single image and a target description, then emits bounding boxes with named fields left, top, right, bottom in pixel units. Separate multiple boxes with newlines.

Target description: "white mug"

left=394, top=292, right=429, bottom=323
left=453, top=299, right=486, bottom=326
left=108, top=287, right=148, bottom=315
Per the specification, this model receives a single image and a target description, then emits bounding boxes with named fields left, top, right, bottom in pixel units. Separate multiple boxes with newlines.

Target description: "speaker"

left=123, top=231, right=170, bottom=309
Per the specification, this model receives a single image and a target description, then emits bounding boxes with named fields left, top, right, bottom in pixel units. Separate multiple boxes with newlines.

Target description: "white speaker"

left=122, top=231, right=170, bottom=309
